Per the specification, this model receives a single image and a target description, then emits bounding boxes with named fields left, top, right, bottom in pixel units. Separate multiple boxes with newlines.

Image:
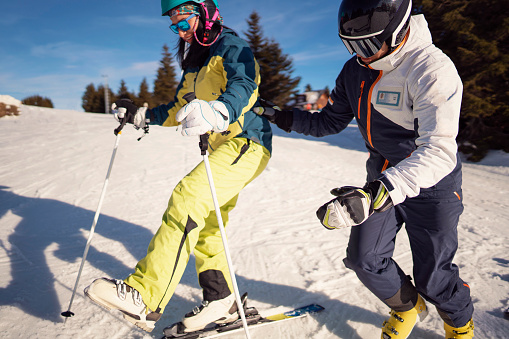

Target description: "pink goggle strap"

left=201, top=3, right=219, bottom=30
left=194, top=2, right=222, bottom=46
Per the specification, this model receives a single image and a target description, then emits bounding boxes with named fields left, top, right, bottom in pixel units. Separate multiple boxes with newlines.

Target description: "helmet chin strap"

left=194, top=2, right=222, bottom=46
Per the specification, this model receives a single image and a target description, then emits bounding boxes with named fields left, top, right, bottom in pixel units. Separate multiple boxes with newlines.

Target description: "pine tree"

left=244, top=11, right=300, bottom=107
left=82, top=83, right=100, bottom=112
left=117, top=80, right=134, bottom=101
left=304, top=84, right=313, bottom=92
left=135, top=77, right=153, bottom=108
left=413, top=0, right=509, bottom=160
left=153, top=45, right=179, bottom=106
left=82, top=83, right=115, bottom=113
left=245, top=11, right=265, bottom=56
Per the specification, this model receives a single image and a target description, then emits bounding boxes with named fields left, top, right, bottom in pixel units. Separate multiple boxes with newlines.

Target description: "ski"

left=162, top=302, right=325, bottom=338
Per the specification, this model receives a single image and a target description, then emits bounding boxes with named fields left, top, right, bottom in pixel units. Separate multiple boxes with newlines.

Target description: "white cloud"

left=122, top=15, right=167, bottom=26
left=31, top=41, right=119, bottom=65
left=291, top=48, right=345, bottom=64
left=130, top=61, right=159, bottom=73
left=100, top=60, right=159, bottom=87
left=2, top=44, right=165, bottom=109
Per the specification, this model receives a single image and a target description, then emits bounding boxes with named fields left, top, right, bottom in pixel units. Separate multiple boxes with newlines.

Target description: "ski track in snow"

left=0, top=105, right=508, bottom=338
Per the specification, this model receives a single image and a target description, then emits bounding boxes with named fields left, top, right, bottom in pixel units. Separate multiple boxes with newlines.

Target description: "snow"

left=0, top=95, right=22, bottom=108
left=0, top=105, right=508, bottom=338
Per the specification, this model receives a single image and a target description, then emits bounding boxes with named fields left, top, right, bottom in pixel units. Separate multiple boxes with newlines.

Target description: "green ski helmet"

left=161, top=0, right=219, bottom=16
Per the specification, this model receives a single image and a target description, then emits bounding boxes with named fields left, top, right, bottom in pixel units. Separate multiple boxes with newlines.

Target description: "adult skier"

left=84, top=0, right=272, bottom=333
left=255, top=0, right=474, bottom=337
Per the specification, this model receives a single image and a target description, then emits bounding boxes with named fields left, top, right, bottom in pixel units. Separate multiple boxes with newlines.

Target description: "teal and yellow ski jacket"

left=150, top=28, right=272, bottom=154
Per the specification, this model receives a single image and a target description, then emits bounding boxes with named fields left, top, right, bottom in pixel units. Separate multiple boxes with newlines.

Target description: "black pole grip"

left=199, top=134, right=209, bottom=155
left=182, top=92, right=209, bottom=156
left=113, top=106, right=128, bottom=135
left=114, top=120, right=126, bottom=135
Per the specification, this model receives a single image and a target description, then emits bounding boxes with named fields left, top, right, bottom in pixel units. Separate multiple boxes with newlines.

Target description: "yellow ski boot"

left=381, top=294, right=428, bottom=338
left=444, top=318, right=474, bottom=338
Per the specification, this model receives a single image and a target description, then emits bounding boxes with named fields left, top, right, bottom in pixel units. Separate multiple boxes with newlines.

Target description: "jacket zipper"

left=357, top=81, right=365, bottom=119
left=381, top=159, right=390, bottom=172
left=366, top=70, right=383, bottom=148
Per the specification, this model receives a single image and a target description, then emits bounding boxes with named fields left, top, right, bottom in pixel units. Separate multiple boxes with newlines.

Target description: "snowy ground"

left=0, top=105, right=508, bottom=338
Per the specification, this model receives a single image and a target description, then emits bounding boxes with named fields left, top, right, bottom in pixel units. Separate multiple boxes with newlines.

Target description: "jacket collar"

left=359, top=15, right=433, bottom=72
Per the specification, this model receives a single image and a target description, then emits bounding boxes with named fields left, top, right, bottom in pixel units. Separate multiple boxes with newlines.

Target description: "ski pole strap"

left=137, top=117, right=150, bottom=141
left=114, top=122, right=126, bottom=136
left=231, top=139, right=250, bottom=165
left=113, top=107, right=128, bottom=135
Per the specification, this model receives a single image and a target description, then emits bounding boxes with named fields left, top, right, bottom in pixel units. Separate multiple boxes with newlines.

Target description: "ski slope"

left=0, top=105, right=508, bottom=338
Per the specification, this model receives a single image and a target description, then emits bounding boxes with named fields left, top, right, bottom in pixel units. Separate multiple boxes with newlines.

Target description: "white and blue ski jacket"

left=291, top=15, right=463, bottom=205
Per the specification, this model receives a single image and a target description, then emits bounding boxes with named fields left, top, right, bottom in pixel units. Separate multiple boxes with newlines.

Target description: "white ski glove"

left=175, top=99, right=229, bottom=136
left=132, top=106, right=148, bottom=129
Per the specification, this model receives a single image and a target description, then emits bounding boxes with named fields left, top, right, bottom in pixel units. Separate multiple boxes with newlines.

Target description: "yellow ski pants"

left=125, top=138, right=270, bottom=313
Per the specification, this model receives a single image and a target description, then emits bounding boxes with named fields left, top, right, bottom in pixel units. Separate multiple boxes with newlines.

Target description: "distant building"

left=286, top=89, right=329, bottom=111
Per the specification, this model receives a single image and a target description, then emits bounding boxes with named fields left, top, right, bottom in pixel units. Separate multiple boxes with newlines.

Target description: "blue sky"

left=1, top=0, right=352, bottom=111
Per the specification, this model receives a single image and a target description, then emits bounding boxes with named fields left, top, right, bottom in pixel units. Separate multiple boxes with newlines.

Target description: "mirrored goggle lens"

left=170, top=21, right=191, bottom=33
left=341, top=37, right=383, bottom=58
left=170, top=14, right=196, bottom=34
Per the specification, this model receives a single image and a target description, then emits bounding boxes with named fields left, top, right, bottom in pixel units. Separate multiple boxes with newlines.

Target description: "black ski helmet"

left=338, top=0, right=412, bottom=58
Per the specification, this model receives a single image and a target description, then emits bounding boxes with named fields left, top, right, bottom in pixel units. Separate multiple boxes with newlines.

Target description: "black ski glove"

left=112, top=99, right=137, bottom=124
left=253, top=100, right=293, bottom=133
left=316, top=180, right=393, bottom=230
left=112, top=99, right=152, bottom=128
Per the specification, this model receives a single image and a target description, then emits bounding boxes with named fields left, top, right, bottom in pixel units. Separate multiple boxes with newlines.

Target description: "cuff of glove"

left=208, top=100, right=230, bottom=132
left=147, top=108, right=154, bottom=123
left=133, top=107, right=148, bottom=128
left=365, top=180, right=393, bottom=212
left=274, top=110, right=293, bottom=133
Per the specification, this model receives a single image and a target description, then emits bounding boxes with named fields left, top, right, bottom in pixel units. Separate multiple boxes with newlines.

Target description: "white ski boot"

left=84, top=278, right=160, bottom=332
left=182, top=294, right=239, bottom=332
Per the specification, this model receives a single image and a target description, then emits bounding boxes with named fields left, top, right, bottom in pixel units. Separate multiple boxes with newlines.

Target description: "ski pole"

left=61, top=108, right=126, bottom=324
left=183, top=93, right=251, bottom=339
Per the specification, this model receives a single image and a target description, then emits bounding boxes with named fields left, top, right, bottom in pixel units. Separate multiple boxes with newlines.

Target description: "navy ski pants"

left=343, top=183, right=474, bottom=327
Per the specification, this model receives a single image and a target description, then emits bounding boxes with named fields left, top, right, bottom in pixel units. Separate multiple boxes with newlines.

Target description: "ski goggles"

left=170, top=14, right=197, bottom=34
left=340, top=35, right=384, bottom=58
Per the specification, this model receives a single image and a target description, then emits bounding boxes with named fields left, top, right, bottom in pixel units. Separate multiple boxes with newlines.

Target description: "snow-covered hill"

left=0, top=105, right=508, bottom=338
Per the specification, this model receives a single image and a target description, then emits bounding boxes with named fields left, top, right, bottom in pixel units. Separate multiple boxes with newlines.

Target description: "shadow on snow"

left=0, top=185, right=440, bottom=338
